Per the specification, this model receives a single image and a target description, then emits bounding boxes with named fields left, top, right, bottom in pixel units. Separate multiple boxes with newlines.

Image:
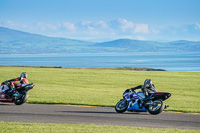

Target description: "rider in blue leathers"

left=127, top=79, right=157, bottom=104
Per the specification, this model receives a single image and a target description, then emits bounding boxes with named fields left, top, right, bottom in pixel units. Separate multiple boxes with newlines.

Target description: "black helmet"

left=144, top=79, right=152, bottom=88
left=20, top=72, right=28, bottom=78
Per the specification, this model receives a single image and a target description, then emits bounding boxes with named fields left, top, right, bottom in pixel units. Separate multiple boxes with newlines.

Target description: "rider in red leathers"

left=1, top=72, right=29, bottom=95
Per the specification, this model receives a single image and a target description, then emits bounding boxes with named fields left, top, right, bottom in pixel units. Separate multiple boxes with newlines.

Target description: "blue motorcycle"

left=115, top=89, right=171, bottom=115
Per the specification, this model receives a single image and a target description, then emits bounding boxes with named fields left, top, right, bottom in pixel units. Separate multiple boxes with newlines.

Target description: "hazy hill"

left=0, top=27, right=94, bottom=54
left=93, top=39, right=200, bottom=52
left=0, top=26, right=199, bottom=54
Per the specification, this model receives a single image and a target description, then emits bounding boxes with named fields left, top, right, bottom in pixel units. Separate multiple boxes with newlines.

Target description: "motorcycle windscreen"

left=0, top=85, right=9, bottom=93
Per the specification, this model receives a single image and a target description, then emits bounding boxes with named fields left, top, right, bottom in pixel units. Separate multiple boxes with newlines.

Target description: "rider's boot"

left=138, top=99, right=144, bottom=108
left=139, top=96, right=151, bottom=108
left=143, top=96, right=151, bottom=103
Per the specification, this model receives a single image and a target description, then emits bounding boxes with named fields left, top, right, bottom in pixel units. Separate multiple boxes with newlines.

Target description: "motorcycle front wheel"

left=148, top=100, right=165, bottom=115
left=115, top=99, right=128, bottom=113
left=14, top=91, right=28, bottom=105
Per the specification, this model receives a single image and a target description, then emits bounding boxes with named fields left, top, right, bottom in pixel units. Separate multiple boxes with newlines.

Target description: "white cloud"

left=36, top=22, right=61, bottom=31
left=1, top=20, right=21, bottom=29
left=75, top=20, right=111, bottom=36
left=118, top=18, right=134, bottom=32
left=80, top=20, right=108, bottom=29
left=134, top=24, right=149, bottom=34
left=63, top=22, right=76, bottom=32
left=5, top=20, right=16, bottom=27
left=0, top=19, right=152, bottom=41
left=195, top=23, right=200, bottom=30
left=96, top=21, right=108, bottom=29
left=7, top=19, right=199, bottom=41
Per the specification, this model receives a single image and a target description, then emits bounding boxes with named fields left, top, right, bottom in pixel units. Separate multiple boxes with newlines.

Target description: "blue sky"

left=0, top=0, right=200, bottom=42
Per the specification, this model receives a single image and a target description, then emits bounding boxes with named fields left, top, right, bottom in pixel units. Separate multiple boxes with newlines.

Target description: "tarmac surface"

left=0, top=103, right=199, bottom=129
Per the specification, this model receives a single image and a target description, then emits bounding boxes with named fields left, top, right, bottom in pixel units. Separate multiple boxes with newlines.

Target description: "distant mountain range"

left=0, top=26, right=199, bottom=54
left=0, top=27, right=93, bottom=54
left=94, top=39, right=200, bottom=52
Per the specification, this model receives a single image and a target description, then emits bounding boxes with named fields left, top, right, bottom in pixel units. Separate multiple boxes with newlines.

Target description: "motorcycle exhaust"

left=165, top=105, right=169, bottom=109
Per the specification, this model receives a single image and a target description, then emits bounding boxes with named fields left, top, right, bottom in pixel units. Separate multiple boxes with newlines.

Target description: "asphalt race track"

left=0, top=103, right=199, bottom=129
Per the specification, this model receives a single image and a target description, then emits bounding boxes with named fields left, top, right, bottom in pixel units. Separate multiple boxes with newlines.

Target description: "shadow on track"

left=0, top=103, right=14, bottom=106
left=58, top=110, right=149, bottom=115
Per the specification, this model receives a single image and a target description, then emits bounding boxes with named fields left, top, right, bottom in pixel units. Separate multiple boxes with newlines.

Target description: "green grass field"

left=0, top=121, right=199, bottom=133
left=0, top=66, right=200, bottom=113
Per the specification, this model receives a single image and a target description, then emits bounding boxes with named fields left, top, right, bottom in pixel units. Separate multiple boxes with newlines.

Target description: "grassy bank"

left=0, top=121, right=199, bottom=133
left=0, top=66, right=199, bottom=113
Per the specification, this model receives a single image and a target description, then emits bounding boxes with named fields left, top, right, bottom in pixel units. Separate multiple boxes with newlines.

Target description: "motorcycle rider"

left=1, top=72, right=29, bottom=95
left=128, top=79, right=157, bottom=106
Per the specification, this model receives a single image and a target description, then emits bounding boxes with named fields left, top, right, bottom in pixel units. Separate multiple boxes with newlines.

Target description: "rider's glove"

left=130, top=87, right=136, bottom=91
left=125, top=89, right=131, bottom=92
left=3, top=81, right=9, bottom=85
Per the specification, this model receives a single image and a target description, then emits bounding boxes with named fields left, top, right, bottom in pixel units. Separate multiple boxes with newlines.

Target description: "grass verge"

left=0, top=66, right=200, bottom=113
left=0, top=121, right=199, bottom=133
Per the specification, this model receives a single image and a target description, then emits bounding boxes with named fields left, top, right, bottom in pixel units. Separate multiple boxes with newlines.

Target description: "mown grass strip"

left=0, top=66, right=199, bottom=113
left=0, top=121, right=199, bottom=133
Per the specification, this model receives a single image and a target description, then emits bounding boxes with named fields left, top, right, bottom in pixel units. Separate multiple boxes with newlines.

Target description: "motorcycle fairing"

left=0, top=93, right=12, bottom=102
left=124, top=91, right=146, bottom=112
left=150, top=92, right=171, bottom=101
left=16, top=83, right=35, bottom=91
left=127, top=99, right=146, bottom=112
left=0, top=82, right=34, bottom=105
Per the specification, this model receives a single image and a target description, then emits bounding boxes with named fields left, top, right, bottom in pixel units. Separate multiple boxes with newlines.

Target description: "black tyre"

left=115, top=99, right=128, bottom=113
left=148, top=100, right=165, bottom=115
left=14, top=92, right=28, bottom=105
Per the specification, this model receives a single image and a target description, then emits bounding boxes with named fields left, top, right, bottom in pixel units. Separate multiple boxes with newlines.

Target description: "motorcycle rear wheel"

left=14, top=92, right=28, bottom=105
left=148, top=100, right=165, bottom=115
left=115, top=99, right=128, bottom=113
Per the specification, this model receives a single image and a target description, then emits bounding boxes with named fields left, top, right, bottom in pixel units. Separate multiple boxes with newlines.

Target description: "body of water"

left=0, top=52, right=200, bottom=71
